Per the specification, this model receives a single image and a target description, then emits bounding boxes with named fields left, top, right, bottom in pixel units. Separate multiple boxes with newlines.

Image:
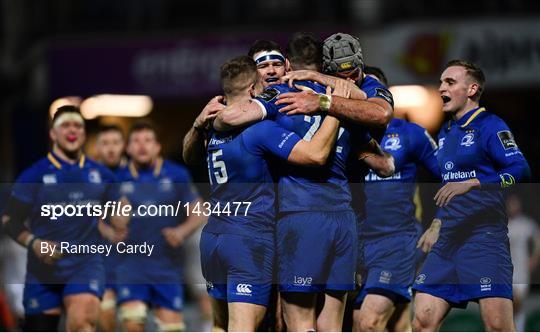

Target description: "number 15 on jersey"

left=207, top=149, right=228, bottom=185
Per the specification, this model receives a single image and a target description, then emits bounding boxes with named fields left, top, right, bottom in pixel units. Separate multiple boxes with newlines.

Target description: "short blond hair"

left=220, top=56, right=259, bottom=98
left=445, top=59, right=485, bottom=100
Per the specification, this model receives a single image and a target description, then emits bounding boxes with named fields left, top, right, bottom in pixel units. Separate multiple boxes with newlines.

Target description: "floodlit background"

left=1, top=0, right=540, bottom=330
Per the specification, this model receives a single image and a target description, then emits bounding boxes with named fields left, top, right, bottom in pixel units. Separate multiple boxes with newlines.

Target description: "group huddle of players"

left=183, top=32, right=531, bottom=332
left=1, top=31, right=531, bottom=332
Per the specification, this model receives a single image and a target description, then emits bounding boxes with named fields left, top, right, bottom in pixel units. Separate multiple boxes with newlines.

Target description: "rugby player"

left=352, top=66, right=440, bottom=332
left=182, top=96, right=224, bottom=166
left=115, top=121, right=205, bottom=332
left=276, top=33, right=393, bottom=129
left=248, top=39, right=289, bottom=89
left=201, top=54, right=344, bottom=331
left=181, top=39, right=287, bottom=164
left=94, top=124, right=127, bottom=331
left=412, top=60, right=531, bottom=331
left=210, top=33, right=394, bottom=331
left=95, top=124, right=127, bottom=172
left=1, top=105, right=118, bottom=331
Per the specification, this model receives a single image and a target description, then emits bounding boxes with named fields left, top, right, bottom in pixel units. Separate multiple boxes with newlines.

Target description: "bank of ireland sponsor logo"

left=379, top=270, right=392, bottom=284
left=89, top=279, right=100, bottom=292
left=209, top=135, right=233, bottom=145
left=173, top=296, right=183, bottom=309
left=480, top=277, right=492, bottom=292
left=120, top=287, right=130, bottom=298
left=236, top=284, right=252, bottom=296
left=443, top=169, right=476, bottom=181
left=444, top=161, right=454, bottom=171
left=279, top=132, right=295, bottom=148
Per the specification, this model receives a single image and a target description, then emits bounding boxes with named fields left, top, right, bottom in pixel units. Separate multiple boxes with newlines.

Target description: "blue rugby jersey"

left=205, top=120, right=301, bottom=240
left=254, top=77, right=390, bottom=212
left=362, top=118, right=440, bottom=238
left=10, top=152, right=118, bottom=270
left=434, top=107, right=530, bottom=233
left=116, top=159, right=198, bottom=260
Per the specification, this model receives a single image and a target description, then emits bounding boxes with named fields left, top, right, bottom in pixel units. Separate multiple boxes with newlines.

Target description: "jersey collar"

left=128, top=157, right=163, bottom=179
left=48, top=151, right=86, bottom=170
left=447, top=107, right=486, bottom=129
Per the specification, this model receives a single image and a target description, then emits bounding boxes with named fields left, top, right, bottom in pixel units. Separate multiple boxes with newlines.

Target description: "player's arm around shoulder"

left=213, top=98, right=266, bottom=131
left=183, top=96, right=224, bottom=165
left=321, top=76, right=393, bottom=128
left=288, top=86, right=342, bottom=166
left=282, top=70, right=366, bottom=100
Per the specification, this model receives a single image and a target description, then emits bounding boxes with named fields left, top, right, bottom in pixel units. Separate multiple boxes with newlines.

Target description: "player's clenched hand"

left=280, top=70, right=320, bottom=88
left=32, top=239, right=62, bottom=265
left=276, top=91, right=319, bottom=115
left=194, top=96, right=225, bottom=129
left=162, top=226, right=187, bottom=248
left=417, top=219, right=441, bottom=253
left=434, top=178, right=481, bottom=207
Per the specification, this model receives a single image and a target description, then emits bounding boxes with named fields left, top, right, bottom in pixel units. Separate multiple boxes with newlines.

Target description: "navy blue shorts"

left=200, top=231, right=274, bottom=306
left=354, top=234, right=417, bottom=308
left=413, top=230, right=513, bottom=307
left=23, top=258, right=105, bottom=315
left=116, top=284, right=184, bottom=311
left=277, top=211, right=357, bottom=293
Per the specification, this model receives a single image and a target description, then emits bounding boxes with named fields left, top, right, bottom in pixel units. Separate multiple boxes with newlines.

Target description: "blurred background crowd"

left=1, top=0, right=540, bottom=330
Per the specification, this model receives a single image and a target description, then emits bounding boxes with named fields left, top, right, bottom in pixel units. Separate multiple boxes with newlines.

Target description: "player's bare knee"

left=412, top=309, right=437, bottom=332
left=67, top=313, right=97, bottom=332
left=359, top=310, right=386, bottom=332
left=66, top=296, right=100, bottom=331
left=412, top=317, right=427, bottom=332
left=483, top=314, right=510, bottom=332
left=228, top=303, right=265, bottom=331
